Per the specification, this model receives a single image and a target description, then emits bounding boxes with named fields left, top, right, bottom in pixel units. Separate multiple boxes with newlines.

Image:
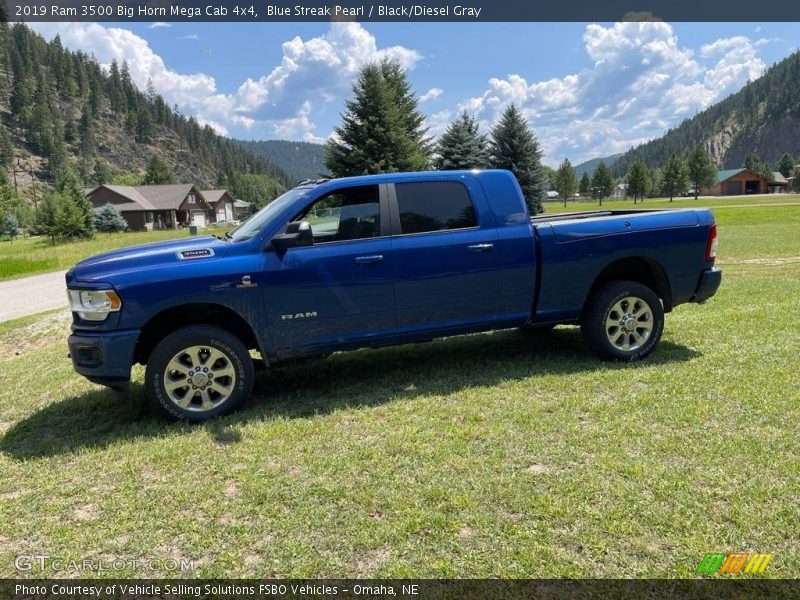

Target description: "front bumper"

left=692, top=267, right=722, bottom=303
left=68, top=329, right=139, bottom=388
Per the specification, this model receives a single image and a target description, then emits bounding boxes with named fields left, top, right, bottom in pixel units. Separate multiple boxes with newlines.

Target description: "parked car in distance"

left=66, top=170, right=721, bottom=421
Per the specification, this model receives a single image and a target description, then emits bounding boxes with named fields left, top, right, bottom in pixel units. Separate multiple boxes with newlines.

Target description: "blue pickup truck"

left=66, top=170, right=721, bottom=421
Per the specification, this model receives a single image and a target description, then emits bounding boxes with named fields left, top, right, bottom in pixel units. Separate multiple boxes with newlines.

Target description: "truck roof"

left=294, top=169, right=514, bottom=191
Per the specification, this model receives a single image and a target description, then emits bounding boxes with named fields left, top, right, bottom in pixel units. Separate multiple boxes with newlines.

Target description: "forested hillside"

left=574, top=153, right=622, bottom=179
left=0, top=23, right=290, bottom=205
left=611, top=50, right=800, bottom=177
left=239, top=140, right=327, bottom=183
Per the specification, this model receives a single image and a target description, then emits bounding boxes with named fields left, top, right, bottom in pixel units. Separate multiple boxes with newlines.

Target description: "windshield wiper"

left=224, top=231, right=233, bottom=242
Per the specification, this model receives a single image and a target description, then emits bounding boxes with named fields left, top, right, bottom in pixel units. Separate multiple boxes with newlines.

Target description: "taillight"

left=705, top=224, right=718, bottom=260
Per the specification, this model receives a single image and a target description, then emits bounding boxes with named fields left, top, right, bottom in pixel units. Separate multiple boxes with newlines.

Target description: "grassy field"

left=0, top=229, right=209, bottom=281
left=0, top=199, right=798, bottom=579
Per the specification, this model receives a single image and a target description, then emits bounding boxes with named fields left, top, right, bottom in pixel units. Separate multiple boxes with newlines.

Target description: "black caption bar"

left=2, top=0, right=800, bottom=22
left=3, top=580, right=800, bottom=600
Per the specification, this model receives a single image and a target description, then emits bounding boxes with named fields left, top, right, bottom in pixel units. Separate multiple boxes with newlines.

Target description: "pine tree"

left=0, top=123, right=14, bottom=167
left=488, top=104, right=546, bottom=215
left=627, top=160, right=651, bottom=203
left=687, top=144, right=716, bottom=199
left=92, top=160, right=114, bottom=185
left=661, top=153, right=688, bottom=201
left=143, top=154, right=175, bottom=184
left=136, top=104, right=154, bottom=143
left=54, top=168, right=95, bottom=238
left=1, top=213, right=21, bottom=242
left=777, top=152, right=795, bottom=177
left=94, top=203, right=128, bottom=232
left=434, top=112, right=488, bottom=170
left=326, top=60, right=430, bottom=177
left=579, top=172, right=591, bottom=197
left=591, top=161, right=614, bottom=206
left=554, top=158, right=577, bottom=207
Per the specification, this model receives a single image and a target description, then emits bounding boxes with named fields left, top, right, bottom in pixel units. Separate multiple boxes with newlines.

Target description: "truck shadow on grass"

left=0, top=327, right=700, bottom=460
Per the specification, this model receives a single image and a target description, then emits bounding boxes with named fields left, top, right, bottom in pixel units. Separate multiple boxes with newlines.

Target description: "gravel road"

left=0, top=270, right=69, bottom=322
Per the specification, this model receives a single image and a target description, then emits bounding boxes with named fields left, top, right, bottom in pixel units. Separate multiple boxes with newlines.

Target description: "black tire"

left=145, top=325, right=254, bottom=422
left=580, top=281, right=664, bottom=361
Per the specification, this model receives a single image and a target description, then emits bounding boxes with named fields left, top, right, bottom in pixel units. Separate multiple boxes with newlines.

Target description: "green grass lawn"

left=544, top=192, right=800, bottom=214
left=0, top=202, right=798, bottom=579
left=0, top=229, right=211, bottom=281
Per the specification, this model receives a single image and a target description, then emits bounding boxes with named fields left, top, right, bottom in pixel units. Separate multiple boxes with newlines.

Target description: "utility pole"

left=30, top=163, right=38, bottom=211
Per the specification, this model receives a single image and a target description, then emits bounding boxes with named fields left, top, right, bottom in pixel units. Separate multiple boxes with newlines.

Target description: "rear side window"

left=395, top=181, right=477, bottom=234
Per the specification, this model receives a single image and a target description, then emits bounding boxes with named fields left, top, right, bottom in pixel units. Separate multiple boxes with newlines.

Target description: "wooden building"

left=201, top=189, right=236, bottom=223
left=85, top=184, right=215, bottom=231
left=703, top=168, right=769, bottom=196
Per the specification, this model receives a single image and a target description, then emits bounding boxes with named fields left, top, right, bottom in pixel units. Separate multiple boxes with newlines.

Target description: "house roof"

left=716, top=168, right=745, bottom=183
left=200, top=189, right=231, bottom=204
left=770, top=171, right=789, bottom=184
left=87, top=184, right=204, bottom=211
left=233, top=199, right=251, bottom=208
left=98, top=185, right=157, bottom=210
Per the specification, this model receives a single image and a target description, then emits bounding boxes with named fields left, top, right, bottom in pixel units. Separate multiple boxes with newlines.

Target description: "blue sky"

left=30, top=21, right=800, bottom=165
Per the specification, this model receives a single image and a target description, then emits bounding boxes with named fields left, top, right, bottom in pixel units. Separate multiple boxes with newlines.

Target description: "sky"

left=28, top=20, right=800, bottom=166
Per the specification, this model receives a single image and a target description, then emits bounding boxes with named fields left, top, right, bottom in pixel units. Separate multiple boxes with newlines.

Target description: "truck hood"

left=70, top=236, right=229, bottom=283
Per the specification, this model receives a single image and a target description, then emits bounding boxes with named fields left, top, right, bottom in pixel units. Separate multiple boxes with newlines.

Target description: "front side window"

left=395, top=181, right=477, bottom=234
left=298, top=185, right=381, bottom=244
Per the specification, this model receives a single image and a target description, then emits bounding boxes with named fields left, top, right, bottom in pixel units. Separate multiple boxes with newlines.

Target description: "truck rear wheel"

left=145, top=325, right=254, bottom=421
left=580, top=281, right=664, bottom=361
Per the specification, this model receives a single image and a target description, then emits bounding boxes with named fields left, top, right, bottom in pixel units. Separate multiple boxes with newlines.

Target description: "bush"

left=1, top=213, right=20, bottom=242
left=94, top=203, right=128, bottom=232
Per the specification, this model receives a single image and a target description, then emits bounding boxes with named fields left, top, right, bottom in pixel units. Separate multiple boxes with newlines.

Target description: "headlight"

left=67, top=289, right=122, bottom=321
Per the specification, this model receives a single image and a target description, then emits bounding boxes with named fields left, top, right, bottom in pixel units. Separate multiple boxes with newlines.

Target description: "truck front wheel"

left=580, top=281, right=664, bottom=361
left=145, top=325, right=254, bottom=421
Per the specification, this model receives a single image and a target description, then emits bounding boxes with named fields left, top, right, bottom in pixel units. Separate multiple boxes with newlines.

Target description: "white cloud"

left=420, top=87, right=444, bottom=102
left=147, top=22, right=171, bottom=29
left=457, top=22, right=766, bottom=164
left=177, top=34, right=199, bottom=41
left=29, top=22, right=420, bottom=143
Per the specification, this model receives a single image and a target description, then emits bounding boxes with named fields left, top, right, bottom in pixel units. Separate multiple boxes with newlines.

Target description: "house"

left=702, top=168, right=769, bottom=196
left=233, top=199, right=252, bottom=220
left=201, top=189, right=236, bottom=223
left=612, top=183, right=627, bottom=199
left=85, top=184, right=214, bottom=231
left=768, top=172, right=790, bottom=194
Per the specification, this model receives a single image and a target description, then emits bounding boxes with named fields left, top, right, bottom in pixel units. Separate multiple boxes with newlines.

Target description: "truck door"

left=388, top=178, right=502, bottom=330
left=263, top=183, right=396, bottom=352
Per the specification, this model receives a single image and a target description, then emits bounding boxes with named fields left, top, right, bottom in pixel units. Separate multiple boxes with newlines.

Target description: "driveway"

left=0, top=270, right=69, bottom=322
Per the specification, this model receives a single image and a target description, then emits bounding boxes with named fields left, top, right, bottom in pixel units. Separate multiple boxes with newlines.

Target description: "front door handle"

left=354, top=255, right=384, bottom=264
left=468, top=243, right=494, bottom=253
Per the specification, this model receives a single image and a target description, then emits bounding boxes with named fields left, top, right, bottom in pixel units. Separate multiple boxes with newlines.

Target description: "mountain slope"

left=574, top=154, right=622, bottom=179
left=611, top=50, right=800, bottom=177
left=0, top=22, right=291, bottom=200
left=239, top=140, right=327, bottom=183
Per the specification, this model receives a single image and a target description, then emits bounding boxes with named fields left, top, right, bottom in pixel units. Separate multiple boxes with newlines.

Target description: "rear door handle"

left=468, top=243, right=494, bottom=252
left=354, top=255, right=384, bottom=264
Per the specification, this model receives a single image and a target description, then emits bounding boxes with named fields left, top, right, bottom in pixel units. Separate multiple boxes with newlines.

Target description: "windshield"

left=228, top=188, right=312, bottom=242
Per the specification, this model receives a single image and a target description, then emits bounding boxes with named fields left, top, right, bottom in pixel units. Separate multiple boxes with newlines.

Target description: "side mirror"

left=271, top=220, right=313, bottom=251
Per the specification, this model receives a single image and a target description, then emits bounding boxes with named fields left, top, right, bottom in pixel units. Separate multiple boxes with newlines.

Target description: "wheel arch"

left=133, top=303, right=263, bottom=366
left=584, top=256, right=673, bottom=314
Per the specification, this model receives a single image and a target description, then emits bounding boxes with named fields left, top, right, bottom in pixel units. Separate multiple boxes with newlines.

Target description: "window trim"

left=284, top=182, right=391, bottom=248
left=387, top=180, right=480, bottom=237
